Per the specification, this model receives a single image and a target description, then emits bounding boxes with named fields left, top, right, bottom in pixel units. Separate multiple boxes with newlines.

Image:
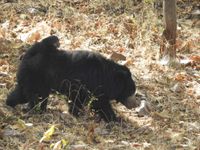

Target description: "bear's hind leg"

left=6, top=85, right=27, bottom=107
left=38, top=88, right=51, bottom=111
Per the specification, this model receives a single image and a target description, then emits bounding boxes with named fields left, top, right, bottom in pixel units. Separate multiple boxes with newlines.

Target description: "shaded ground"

left=0, top=0, right=199, bottom=149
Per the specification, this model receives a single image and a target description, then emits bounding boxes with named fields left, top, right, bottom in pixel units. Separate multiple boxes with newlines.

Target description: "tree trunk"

left=160, top=0, right=177, bottom=65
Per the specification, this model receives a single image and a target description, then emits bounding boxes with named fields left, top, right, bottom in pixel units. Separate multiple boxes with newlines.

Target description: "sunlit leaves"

left=40, top=125, right=56, bottom=143
left=50, top=139, right=68, bottom=150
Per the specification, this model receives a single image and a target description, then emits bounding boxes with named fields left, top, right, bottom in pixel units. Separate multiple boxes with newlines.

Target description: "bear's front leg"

left=68, top=91, right=84, bottom=116
left=93, top=100, right=117, bottom=122
left=39, top=88, right=51, bottom=111
left=68, top=100, right=82, bottom=116
left=39, top=97, right=49, bottom=112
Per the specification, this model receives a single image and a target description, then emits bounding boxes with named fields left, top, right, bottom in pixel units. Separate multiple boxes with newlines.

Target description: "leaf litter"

left=0, top=0, right=199, bottom=149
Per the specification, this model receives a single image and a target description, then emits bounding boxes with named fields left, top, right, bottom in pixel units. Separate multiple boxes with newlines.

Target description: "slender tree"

left=160, top=0, right=177, bottom=65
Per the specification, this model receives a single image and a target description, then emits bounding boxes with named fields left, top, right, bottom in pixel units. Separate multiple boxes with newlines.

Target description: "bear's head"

left=113, top=65, right=137, bottom=109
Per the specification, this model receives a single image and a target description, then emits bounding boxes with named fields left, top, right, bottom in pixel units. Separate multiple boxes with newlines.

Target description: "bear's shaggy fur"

left=6, top=36, right=136, bottom=122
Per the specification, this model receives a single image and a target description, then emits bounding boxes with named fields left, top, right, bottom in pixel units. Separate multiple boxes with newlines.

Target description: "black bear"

left=6, top=36, right=136, bottom=122
left=6, top=36, right=60, bottom=110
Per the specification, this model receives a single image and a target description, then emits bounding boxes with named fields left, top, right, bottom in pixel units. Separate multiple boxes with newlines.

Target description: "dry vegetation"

left=0, top=0, right=199, bottom=149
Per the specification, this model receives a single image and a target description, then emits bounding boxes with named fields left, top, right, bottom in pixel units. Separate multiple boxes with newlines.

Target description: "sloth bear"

left=6, top=36, right=136, bottom=122
left=6, top=36, right=60, bottom=111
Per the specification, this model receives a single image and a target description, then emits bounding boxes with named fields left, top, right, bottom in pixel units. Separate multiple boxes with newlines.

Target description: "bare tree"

left=160, top=0, right=177, bottom=65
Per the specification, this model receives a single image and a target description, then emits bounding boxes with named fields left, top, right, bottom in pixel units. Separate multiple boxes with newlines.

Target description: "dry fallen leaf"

left=50, top=139, right=68, bottom=150
left=171, top=82, right=186, bottom=93
left=109, top=51, right=126, bottom=61
left=121, top=58, right=134, bottom=66
left=131, top=142, right=142, bottom=147
left=0, top=27, right=6, bottom=38
left=27, top=31, right=41, bottom=43
left=40, top=125, right=56, bottom=143
left=190, top=55, right=200, bottom=63
left=13, top=119, right=27, bottom=130
left=174, top=73, right=190, bottom=82
left=51, top=20, right=62, bottom=30
left=0, top=60, right=9, bottom=73
left=165, top=128, right=184, bottom=143
left=152, top=111, right=171, bottom=120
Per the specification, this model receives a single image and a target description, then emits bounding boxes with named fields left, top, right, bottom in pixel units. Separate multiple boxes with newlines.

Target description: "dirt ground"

left=0, top=0, right=199, bottom=149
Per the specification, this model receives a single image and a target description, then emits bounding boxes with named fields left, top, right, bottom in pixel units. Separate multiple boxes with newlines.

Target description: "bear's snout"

left=123, top=94, right=138, bottom=109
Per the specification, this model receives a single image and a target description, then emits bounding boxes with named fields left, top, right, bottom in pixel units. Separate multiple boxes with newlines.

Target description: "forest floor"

left=0, top=0, right=199, bottom=149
